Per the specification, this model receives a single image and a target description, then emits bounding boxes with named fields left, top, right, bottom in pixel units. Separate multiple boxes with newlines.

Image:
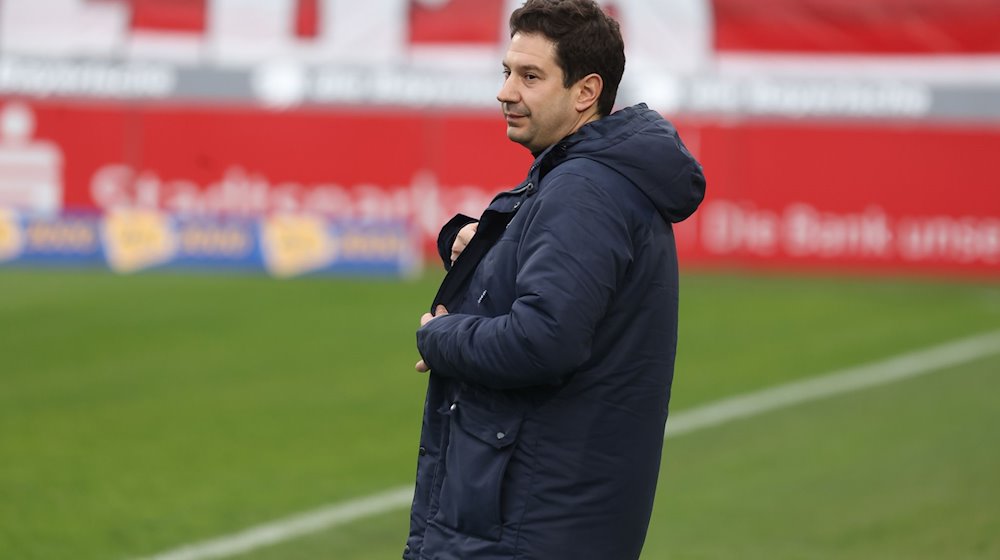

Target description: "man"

left=406, top=1, right=706, bottom=558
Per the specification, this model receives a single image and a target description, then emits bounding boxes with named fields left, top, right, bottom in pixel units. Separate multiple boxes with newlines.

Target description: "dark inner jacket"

left=406, top=103, right=706, bottom=560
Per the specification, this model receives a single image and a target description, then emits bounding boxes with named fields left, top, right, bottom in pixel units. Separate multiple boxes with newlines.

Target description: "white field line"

left=136, top=329, right=1000, bottom=560
left=665, top=329, right=1000, bottom=437
left=136, top=486, right=416, bottom=560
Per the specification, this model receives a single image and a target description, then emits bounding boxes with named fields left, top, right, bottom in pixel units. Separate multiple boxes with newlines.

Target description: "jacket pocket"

left=432, top=400, right=523, bottom=541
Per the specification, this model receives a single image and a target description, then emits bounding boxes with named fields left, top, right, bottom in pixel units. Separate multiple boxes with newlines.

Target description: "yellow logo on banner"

left=261, top=214, right=337, bottom=278
left=0, top=209, right=24, bottom=262
left=101, top=209, right=177, bottom=273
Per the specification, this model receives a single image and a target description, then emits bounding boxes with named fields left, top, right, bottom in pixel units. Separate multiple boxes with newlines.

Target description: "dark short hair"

left=510, top=0, right=626, bottom=116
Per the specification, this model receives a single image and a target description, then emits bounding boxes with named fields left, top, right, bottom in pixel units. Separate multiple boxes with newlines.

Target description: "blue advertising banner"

left=0, top=209, right=420, bottom=278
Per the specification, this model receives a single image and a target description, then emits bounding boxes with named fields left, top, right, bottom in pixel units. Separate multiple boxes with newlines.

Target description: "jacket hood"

left=543, top=103, right=706, bottom=223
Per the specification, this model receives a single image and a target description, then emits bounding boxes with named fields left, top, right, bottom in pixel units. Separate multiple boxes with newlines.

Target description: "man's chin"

left=506, top=129, right=531, bottom=149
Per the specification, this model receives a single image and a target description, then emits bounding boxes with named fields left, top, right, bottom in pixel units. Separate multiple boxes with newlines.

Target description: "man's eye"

left=502, top=69, right=511, bottom=78
left=525, top=74, right=537, bottom=81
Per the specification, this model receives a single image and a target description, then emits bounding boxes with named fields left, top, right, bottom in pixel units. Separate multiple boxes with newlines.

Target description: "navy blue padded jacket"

left=406, top=103, right=706, bottom=560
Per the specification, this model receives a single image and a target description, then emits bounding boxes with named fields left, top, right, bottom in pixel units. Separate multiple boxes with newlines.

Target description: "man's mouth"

left=503, top=104, right=528, bottom=122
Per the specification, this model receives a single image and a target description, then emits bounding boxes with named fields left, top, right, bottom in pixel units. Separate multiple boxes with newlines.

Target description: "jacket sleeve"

left=436, top=214, right=479, bottom=271
left=417, top=173, right=633, bottom=389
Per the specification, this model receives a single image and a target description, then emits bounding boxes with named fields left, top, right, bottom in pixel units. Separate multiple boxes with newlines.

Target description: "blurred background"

left=1, top=1, right=998, bottom=559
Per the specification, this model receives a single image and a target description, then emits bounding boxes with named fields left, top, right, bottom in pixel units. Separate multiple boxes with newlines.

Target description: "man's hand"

left=450, top=222, right=478, bottom=265
left=415, top=305, right=449, bottom=372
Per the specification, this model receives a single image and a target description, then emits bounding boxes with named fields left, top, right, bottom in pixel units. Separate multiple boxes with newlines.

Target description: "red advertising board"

left=1, top=0, right=999, bottom=277
left=679, top=120, right=1000, bottom=275
left=2, top=98, right=997, bottom=276
left=713, top=0, right=1000, bottom=54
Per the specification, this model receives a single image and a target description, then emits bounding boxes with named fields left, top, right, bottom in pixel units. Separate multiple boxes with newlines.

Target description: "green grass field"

left=1, top=268, right=998, bottom=559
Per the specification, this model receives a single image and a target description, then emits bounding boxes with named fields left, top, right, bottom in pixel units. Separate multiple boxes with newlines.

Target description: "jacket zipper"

left=507, top=181, right=533, bottom=195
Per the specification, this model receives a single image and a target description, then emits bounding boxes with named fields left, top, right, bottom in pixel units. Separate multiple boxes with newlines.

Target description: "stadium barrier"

left=1, top=0, right=998, bottom=277
left=0, top=208, right=420, bottom=278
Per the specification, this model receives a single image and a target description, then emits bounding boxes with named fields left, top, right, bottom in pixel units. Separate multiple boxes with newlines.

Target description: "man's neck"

left=531, top=112, right=603, bottom=158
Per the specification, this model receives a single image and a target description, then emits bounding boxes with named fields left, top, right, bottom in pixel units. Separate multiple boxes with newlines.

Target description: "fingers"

left=450, top=222, right=479, bottom=264
left=450, top=239, right=467, bottom=264
left=416, top=305, right=450, bottom=372
left=420, top=306, right=449, bottom=328
left=420, top=312, right=435, bottom=327
left=458, top=222, right=478, bottom=245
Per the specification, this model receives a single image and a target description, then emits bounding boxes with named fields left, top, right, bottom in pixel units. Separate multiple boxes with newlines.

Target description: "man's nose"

left=497, top=75, right=517, bottom=104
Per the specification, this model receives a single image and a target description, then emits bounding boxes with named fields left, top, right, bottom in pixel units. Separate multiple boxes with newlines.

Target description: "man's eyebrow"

left=503, top=62, right=546, bottom=74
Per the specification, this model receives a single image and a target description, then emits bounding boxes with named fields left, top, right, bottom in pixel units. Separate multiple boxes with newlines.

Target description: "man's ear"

left=574, top=73, right=603, bottom=114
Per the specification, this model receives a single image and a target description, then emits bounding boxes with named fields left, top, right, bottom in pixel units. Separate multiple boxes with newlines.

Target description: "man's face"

left=498, top=32, right=578, bottom=154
